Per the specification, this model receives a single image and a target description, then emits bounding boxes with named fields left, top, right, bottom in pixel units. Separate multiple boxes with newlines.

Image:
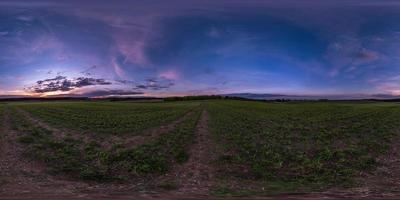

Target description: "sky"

left=1, top=0, right=400, bottom=98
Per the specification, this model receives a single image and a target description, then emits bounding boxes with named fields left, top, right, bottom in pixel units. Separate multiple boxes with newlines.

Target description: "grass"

left=9, top=105, right=202, bottom=182
left=4, top=100, right=400, bottom=195
left=207, top=100, right=400, bottom=193
left=0, top=104, right=7, bottom=185
left=0, top=104, right=4, bottom=179
left=0, top=104, right=4, bottom=128
left=13, top=101, right=199, bottom=135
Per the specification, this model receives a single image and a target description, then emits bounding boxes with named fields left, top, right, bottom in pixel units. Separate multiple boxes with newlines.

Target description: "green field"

left=14, top=101, right=199, bottom=134
left=208, top=101, right=400, bottom=195
left=2, top=100, right=400, bottom=196
left=7, top=101, right=202, bottom=181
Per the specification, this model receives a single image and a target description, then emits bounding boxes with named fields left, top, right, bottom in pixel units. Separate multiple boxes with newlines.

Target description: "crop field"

left=207, top=101, right=400, bottom=195
left=14, top=101, right=199, bottom=134
left=1, top=100, right=400, bottom=198
left=8, top=104, right=202, bottom=181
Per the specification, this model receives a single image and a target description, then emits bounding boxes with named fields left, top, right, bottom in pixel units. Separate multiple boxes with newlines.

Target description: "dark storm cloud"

left=133, top=78, right=174, bottom=90
left=36, top=76, right=66, bottom=84
left=114, top=78, right=174, bottom=90
left=115, top=79, right=135, bottom=85
left=28, top=76, right=111, bottom=93
left=44, top=89, right=144, bottom=98
left=27, top=74, right=174, bottom=94
left=77, top=89, right=143, bottom=97
left=74, top=77, right=111, bottom=87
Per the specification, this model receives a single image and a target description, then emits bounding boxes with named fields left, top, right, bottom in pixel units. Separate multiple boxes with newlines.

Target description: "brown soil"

left=159, top=110, right=217, bottom=197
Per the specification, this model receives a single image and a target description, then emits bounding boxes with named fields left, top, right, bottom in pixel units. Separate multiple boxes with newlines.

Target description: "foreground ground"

left=1, top=100, right=400, bottom=199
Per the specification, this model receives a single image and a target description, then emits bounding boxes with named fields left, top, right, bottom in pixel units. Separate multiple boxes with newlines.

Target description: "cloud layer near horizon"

left=1, top=0, right=400, bottom=97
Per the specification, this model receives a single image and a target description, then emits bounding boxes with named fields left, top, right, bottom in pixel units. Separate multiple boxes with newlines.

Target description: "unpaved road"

left=159, top=110, right=217, bottom=197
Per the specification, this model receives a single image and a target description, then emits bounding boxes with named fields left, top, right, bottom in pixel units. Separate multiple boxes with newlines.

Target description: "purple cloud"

left=27, top=76, right=111, bottom=93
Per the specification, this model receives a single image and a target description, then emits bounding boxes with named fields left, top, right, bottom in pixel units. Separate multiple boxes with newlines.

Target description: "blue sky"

left=1, top=0, right=400, bottom=98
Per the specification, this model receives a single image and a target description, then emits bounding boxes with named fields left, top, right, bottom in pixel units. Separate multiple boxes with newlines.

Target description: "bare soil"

left=159, top=110, right=217, bottom=197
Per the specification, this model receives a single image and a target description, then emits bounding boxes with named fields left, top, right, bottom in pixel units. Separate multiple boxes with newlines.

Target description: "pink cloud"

left=158, top=69, right=180, bottom=80
left=116, top=38, right=149, bottom=66
left=377, top=84, right=400, bottom=95
left=111, top=57, right=126, bottom=78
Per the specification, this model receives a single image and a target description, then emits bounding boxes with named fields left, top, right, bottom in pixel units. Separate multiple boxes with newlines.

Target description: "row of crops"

left=14, top=101, right=200, bottom=135
left=207, top=100, right=400, bottom=190
left=9, top=105, right=202, bottom=182
left=5, top=99, right=400, bottom=194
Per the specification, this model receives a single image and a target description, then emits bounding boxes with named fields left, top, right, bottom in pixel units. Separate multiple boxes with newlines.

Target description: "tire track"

left=15, top=108, right=197, bottom=149
left=161, top=110, right=217, bottom=196
left=121, top=109, right=197, bottom=148
left=0, top=107, right=60, bottom=196
left=15, top=108, right=77, bottom=140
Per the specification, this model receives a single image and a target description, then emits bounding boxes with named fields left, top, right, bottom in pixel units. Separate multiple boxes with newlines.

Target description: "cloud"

left=36, top=75, right=66, bottom=85
left=134, top=77, right=174, bottom=90
left=42, top=89, right=144, bottom=98
left=370, top=93, right=400, bottom=99
left=325, top=36, right=385, bottom=77
left=0, top=95, right=31, bottom=99
left=115, top=77, right=175, bottom=90
left=27, top=75, right=111, bottom=93
left=75, top=89, right=144, bottom=97
left=74, top=77, right=111, bottom=87
left=354, top=49, right=379, bottom=61
left=158, top=69, right=180, bottom=80
left=26, top=73, right=176, bottom=96
left=80, top=65, right=97, bottom=76
left=115, top=79, right=135, bottom=85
